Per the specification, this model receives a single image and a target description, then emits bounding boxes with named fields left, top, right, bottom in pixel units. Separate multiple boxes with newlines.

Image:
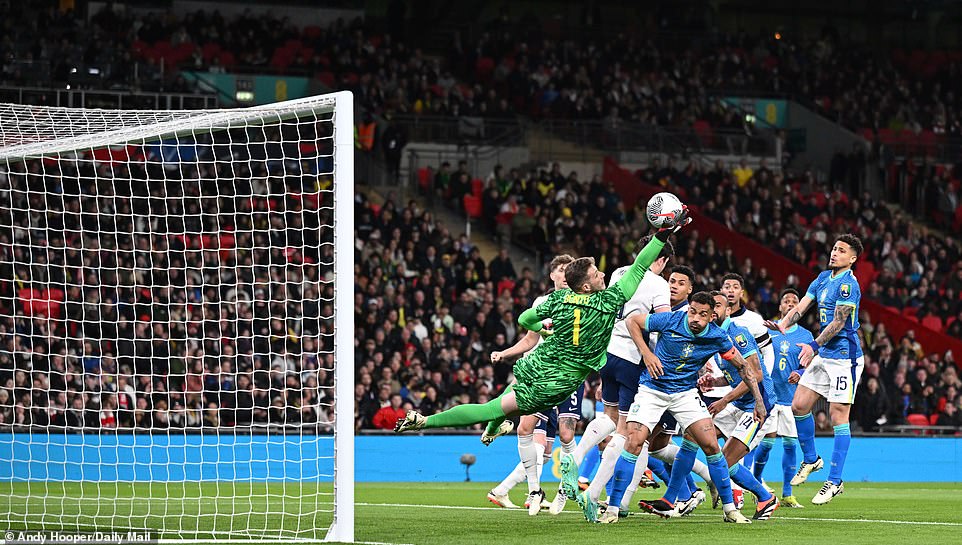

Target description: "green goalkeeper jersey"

left=517, top=237, right=667, bottom=377
left=530, top=287, right=627, bottom=373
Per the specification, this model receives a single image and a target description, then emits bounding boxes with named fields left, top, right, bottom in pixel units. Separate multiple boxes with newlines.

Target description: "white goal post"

left=0, top=92, right=354, bottom=542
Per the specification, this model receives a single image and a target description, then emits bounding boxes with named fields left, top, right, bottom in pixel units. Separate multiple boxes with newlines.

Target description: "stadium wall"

left=2, top=434, right=959, bottom=483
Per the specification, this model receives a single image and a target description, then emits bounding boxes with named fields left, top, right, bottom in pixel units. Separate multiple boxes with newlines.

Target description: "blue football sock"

left=794, top=412, right=818, bottom=464
left=828, top=423, right=851, bottom=485
left=608, top=450, right=637, bottom=510
left=753, top=437, right=775, bottom=481
left=663, top=439, right=698, bottom=503
left=706, top=452, right=733, bottom=505
left=684, top=474, right=697, bottom=499
left=580, top=446, right=601, bottom=480
left=647, top=456, right=671, bottom=485
left=782, top=437, right=798, bottom=497
left=730, top=463, right=773, bottom=502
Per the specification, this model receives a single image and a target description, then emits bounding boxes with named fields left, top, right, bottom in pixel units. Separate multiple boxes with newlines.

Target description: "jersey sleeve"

left=716, top=332, right=738, bottom=360
left=804, top=272, right=824, bottom=300
left=644, top=311, right=673, bottom=333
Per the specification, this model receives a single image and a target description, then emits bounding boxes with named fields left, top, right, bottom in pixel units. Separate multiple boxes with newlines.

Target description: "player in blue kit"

left=765, top=234, right=864, bottom=505
left=641, top=292, right=779, bottom=521
left=752, top=288, right=815, bottom=508
left=563, top=291, right=765, bottom=524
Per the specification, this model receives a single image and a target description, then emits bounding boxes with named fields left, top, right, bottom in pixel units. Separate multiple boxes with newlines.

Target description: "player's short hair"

left=639, top=235, right=674, bottom=260
left=779, top=287, right=800, bottom=300
left=565, top=257, right=596, bottom=290
left=690, top=291, right=714, bottom=308
left=708, top=290, right=730, bottom=306
left=549, top=254, right=574, bottom=272
left=670, top=265, right=695, bottom=283
left=721, top=272, right=745, bottom=288
left=837, top=233, right=863, bottom=257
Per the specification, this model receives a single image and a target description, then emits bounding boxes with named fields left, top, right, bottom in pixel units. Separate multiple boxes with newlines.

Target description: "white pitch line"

left=357, top=501, right=962, bottom=527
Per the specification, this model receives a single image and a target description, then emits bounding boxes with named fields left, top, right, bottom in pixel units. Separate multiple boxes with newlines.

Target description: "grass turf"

left=1, top=481, right=961, bottom=544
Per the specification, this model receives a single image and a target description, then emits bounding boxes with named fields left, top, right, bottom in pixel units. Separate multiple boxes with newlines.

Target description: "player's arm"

left=763, top=294, right=815, bottom=332
left=627, top=312, right=664, bottom=378
left=518, top=307, right=553, bottom=338
left=707, top=352, right=760, bottom=414
left=491, top=330, right=540, bottom=363
left=612, top=207, right=690, bottom=300
left=721, top=349, right=766, bottom=421
left=798, top=303, right=854, bottom=367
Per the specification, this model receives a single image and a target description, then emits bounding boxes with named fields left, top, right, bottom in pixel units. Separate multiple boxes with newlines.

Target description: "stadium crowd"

left=6, top=2, right=962, bottom=144
left=0, top=124, right=337, bottom=433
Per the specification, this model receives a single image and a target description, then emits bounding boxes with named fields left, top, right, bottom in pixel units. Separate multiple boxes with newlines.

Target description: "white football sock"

left=518, top=433, right=540, bottom=493
left=572, top=413, right=615, bottom=465
left=587, top=433, right=626, bottom=502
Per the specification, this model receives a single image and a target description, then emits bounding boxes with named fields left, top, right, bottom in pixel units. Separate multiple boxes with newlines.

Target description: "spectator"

left=372, top=394, right=406, bottom=430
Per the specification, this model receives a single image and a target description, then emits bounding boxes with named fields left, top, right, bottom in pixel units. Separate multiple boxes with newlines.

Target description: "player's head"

left=687, top=291, right=715, bottom=334
left=548, top=254, right=574, bottom=290
left=668, top=265, right=695, bottom=306
left=638, top=235, right=674, bottom=275
left=778, top=288, right=800, bottom=319
left=709, top=290, right=732, bottom=326
left=830, top=234, right=862, bottom=272
left=721, top=272, right=745, bottom=308
left=565, top=257, right=605, bottom=293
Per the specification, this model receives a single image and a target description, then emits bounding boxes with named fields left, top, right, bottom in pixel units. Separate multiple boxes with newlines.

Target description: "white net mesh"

left=0, top=93, right=353, bottom=541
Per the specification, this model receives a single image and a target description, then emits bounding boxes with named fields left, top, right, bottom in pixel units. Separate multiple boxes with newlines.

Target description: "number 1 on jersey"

left=573, top=308, right=581, bottom=345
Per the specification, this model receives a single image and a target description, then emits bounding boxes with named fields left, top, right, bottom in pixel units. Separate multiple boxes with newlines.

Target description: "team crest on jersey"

left=840, top=284, right=851, bottom=298
left=820, top=289, right=828, bottom=302
left=682, top=344, right=694, bottom=358
left=734, top=334, right=748, bottom=348
left=780, top=340, right=790, bottom=355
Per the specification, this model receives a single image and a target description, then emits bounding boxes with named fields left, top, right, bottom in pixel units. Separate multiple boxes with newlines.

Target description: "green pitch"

left=1, top=482, right=961, bottom=544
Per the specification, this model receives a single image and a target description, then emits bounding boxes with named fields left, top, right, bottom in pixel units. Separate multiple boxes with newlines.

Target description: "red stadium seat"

left=693, top=119, right=713, bottom=147
left=906, top=414, right=930, bottom=427
left=471, top=178, right=484, bottom=197
left=417, top=168, right=432, bottom=192
left=463, top=195, right=482, bottom=218
left=921, top=315, right=943, bottom=332
left=930, top=414, right=941, bottom=426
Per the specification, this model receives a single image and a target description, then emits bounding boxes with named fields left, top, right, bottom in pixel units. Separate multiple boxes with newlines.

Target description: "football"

left=646, top=192, right=684, bottom=228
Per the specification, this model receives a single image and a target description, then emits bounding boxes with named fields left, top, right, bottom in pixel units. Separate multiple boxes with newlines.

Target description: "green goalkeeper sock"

left=425, top=394, right=508, bottom=429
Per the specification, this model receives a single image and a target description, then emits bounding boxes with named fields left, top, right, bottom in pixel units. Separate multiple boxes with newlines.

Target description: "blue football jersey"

left=805, top=269, right=863, bottom=360
left=640, top=311, right=736, bottom=394
left=714, top=319, right=775, bottom=412
left=769, top=323, right=815, bottom=405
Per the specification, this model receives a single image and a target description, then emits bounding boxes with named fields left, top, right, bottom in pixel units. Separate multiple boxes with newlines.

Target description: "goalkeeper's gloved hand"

left=655, top=205, right=692, bottom=242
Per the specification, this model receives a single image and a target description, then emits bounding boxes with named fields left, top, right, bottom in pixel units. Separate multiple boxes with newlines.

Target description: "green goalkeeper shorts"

left=511, top=356, right=590, bottom=415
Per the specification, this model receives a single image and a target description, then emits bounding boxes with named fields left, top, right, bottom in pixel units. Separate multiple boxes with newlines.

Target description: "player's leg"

left=812, top=356, right=863, bottom=504
left=752, top=433, right=776, bottom=483
left=584, top=357, right=638, bottom=508
left=584, top=385, right=663, bottom=523
left=570, top=357, right=622, bottom=465
left=684, top=416, right=750, bottom=523
left=790, top=358, right=830, bottom=485
left=549, top=385, right=584, bottom=514
left=720, top=413, right=778, bottom=520
left=487, top=414, right=539, bottom=508
left=396, top=384, right=520, bottom=432
left=772, top=404, right=803, bottom=506
left=649, top=428, right=715, bottom=497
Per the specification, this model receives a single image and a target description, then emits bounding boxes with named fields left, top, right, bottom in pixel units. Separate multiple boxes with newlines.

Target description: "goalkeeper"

left=395, top=207, right=691, bottom=437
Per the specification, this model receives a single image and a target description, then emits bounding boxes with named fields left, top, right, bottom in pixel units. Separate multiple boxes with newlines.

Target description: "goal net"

left=0, top=92, right=355, bottom=542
